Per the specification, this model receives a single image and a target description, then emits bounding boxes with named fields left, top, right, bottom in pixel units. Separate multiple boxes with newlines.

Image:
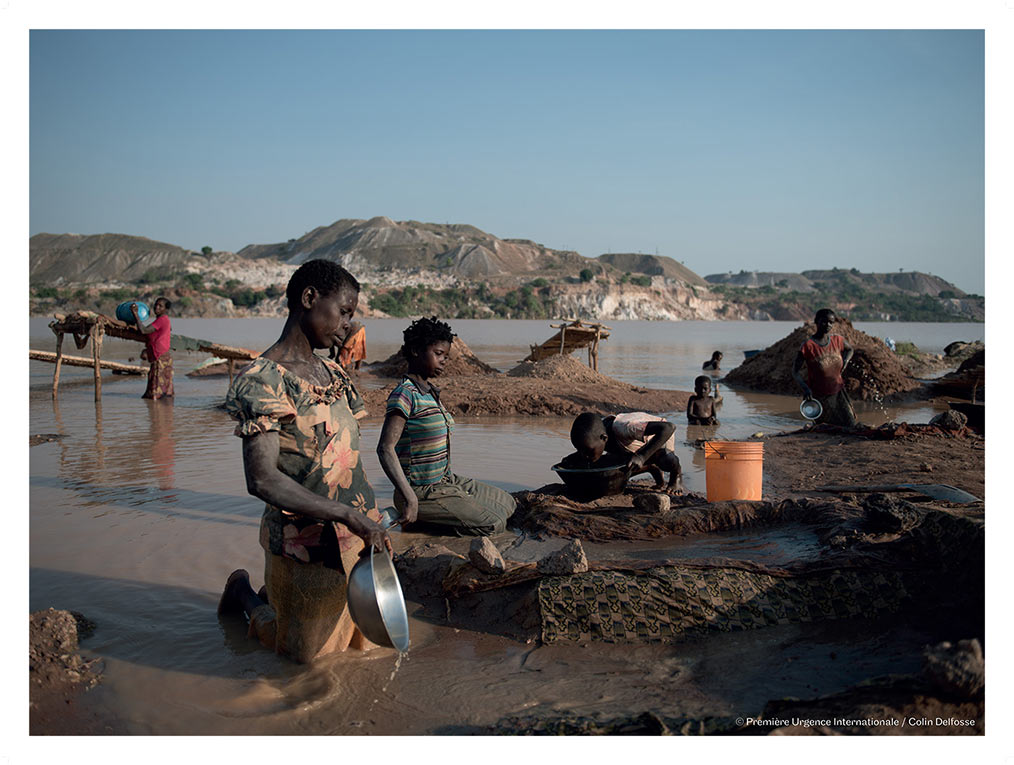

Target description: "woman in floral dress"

left=217, top=260, right=390, bottom=663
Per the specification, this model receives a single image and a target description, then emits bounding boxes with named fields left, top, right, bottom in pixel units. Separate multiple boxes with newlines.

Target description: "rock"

left=919, top=462, right=933, bottom=473
left=537, top=539, right=589, bottom=576
left=633, top=492, right=671, bottom=514
left=396, top=543, right=465, bottom=601
left=863, top=493, right=922, bottom=533
left=923, top=639, right=984, bottom=699
left=468, top=537, right=506, bottom=575
left=929, top=410, right=968, bottom=430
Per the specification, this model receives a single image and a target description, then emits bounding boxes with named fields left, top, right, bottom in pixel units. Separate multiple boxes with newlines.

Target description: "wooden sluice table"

left=29, top=350, right=146, bottom=375
left=42, top=311, right=259, bottom=400
left=523, top=319, right=611, bottom=371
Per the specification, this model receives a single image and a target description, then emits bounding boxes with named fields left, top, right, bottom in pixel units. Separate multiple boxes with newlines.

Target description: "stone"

left=863, top=493, right=922, bottom=533
left=633, top=492, right=671, bottom=514
left=468, top=537, right=506, bottom=575
left=923, top=639, right=984, bottom=699
left=537, top=539, right=589, bottom=576
left=929, top=409, right=968, bottom=430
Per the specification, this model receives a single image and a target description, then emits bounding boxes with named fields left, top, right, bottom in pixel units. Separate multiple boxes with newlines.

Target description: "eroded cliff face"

left=548, top=281, right=753, bottom=321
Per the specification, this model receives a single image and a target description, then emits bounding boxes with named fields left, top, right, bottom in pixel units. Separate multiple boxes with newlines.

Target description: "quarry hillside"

left=29, top=217, right=982, bottom=322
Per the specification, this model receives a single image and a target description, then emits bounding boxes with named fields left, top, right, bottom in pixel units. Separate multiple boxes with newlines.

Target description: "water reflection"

left=146, top=399, right=176, bottom=492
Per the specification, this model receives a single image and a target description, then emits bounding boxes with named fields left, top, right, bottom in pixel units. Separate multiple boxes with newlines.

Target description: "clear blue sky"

left=29, top=30, right=984, bottom=292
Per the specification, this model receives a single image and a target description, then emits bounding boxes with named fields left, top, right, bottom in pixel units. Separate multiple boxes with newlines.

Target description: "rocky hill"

left=596, top=253, right=709, bottom=285
left=236, top=216, right=591, bottom=280
left=28, top=220, right=982, bottom=322
left=705, top=268, right=967, bottom=298
left=30, top=233, right=201, bottom=285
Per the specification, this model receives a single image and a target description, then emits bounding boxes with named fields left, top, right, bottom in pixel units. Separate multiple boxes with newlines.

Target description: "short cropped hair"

left=400, top=316, right=456, bottom=358
left=694, top=375, right=711, bottom=389
left=570, top=411, right=606, bottom=449
left=814, top=308, right=836, bottom=323
left=711, top=350, right=723, bottom=359
left=156, top=297, right=172, bottom=312
left=286, top=259, right=360, bottom=310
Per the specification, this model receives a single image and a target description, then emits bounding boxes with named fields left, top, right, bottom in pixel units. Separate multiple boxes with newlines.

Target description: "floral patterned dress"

left=224, top=356, right=381, bottom=571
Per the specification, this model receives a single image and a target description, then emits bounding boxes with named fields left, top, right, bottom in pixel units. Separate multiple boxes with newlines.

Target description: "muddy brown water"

left=28, top=319, right=977, bottom=733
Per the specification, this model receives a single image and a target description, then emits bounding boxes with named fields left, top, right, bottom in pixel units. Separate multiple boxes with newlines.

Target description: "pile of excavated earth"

left=723, top=318, right=923, bottom=401
left=360, top=342, right=690, bottom=418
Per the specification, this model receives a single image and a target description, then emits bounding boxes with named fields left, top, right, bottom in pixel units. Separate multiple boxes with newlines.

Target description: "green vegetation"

left=101, top=287, right=134, bottom=302
left=369, top=283, right=557, bottom=319
left=893, top=341, right=921, bottom=359
left=630, top=275, right=652, bottom=287
left=201, top=246, right=213, bottom=256
left=180, top=273, right=205, bottom=290
left=579, top=268, right=594, bottom=283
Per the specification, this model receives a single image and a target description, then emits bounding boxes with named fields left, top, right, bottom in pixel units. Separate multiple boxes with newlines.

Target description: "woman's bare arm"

left=242, top=430, right=390, bottom=552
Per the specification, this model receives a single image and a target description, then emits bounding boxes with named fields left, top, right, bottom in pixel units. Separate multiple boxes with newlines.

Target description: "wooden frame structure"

left=524, top=319, right=611, bottom=371
left=42, top=311, right=259, bottom=400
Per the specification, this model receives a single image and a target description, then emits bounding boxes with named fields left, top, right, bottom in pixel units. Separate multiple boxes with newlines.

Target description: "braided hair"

left=400, top=316, right=456, bottom=359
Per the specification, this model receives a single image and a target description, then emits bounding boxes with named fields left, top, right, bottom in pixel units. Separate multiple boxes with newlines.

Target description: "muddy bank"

left=30, top=608, right=113, bottom=734
left=390, top=423, right=983, bottom=734
left=394, top=484, right=982, bottom=735
left=762, top=424, right=983, bottom=501
left=361, top=353, right=690, bottom=418
left=723, top=318, right=923, bottom=401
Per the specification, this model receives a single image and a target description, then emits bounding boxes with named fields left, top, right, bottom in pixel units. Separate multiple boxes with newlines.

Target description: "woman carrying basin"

left=217, top=259, right=391, bottom=663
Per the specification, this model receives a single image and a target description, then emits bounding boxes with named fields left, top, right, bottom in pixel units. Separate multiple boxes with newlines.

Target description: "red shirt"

left=800, top=334, right=846, bottom=397
left=146, top=315, right=171, bottom=361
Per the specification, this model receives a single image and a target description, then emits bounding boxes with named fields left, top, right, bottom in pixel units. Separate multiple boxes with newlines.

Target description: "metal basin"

left=347, top=547, right=410, bottom=652
left=800, top=398, right=823, bottom=420
left=552, top=455, right=631, bottom=500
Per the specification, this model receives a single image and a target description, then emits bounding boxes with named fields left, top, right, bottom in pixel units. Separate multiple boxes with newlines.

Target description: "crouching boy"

left=564, top=411, right=683, bottom=495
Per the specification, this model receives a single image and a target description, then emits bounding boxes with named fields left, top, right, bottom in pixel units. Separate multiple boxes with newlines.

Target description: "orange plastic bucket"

left=703, top=441, right=764, bottom=501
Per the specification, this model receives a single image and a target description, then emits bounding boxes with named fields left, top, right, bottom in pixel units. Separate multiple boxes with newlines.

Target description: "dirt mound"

left=723, top=319, right=922, bottom=401
left=369, top=335, right=500, bottom=377
left=507, top=354, right=615, bottom=385
left=360, top=373, right=690, bottom=419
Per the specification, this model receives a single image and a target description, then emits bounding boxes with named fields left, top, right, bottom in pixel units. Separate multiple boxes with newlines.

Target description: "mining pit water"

left=28, top=318, right=978, bottom=733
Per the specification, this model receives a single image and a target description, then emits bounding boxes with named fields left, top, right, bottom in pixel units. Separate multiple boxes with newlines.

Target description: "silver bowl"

left=347, top=547, right=410, bottom=652
left=800, top=398, right=823, bottom=420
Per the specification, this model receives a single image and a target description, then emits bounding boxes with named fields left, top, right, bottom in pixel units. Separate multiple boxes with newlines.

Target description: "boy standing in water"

left=702, top=351, right=723, bottom=371
left=791, top=308, right=858, bottom=427
left=686, top=376, right=723, bottom=425
left=565, top=412, right=684, bottom=495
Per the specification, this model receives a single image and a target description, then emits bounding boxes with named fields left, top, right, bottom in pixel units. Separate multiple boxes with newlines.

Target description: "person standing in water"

left=337, top=320, right=367, bottom=373
left=377, top=317, right=516, bottom=536
left=218, top=260, right=390, bottom=663
left=131, top=297, right=174, bottom=399
left=791, top=308, right=857, bottom=427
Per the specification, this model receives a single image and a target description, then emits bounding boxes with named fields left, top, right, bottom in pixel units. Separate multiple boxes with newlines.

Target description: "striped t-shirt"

left=386, top=377, right=455, bottom=486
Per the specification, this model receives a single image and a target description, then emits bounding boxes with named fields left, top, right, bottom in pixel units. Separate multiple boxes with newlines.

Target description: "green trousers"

left=816, top=388, right=858, bottom=427
left=395, top=472, right=516, bottom=536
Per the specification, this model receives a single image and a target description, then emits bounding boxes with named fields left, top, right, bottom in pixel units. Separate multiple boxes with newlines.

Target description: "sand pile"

left=723, top=319, right=922, bottom=401
left=369, top=336, right=500, bottom=377
left=507, top=354, right=618, bottom=386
